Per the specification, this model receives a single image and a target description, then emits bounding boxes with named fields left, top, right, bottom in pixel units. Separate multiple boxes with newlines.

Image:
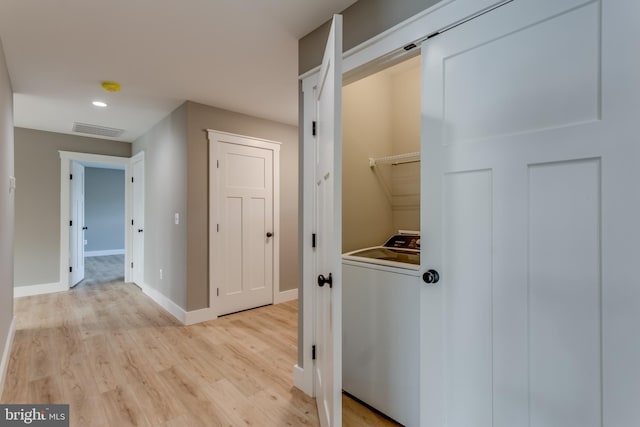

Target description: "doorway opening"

left=72, top=164, right=126, bottom=288
left=341, top=54, right=422, bottom=426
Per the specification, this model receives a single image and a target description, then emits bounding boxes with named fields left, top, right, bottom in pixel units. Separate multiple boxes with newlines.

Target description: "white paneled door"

left=421, top=1, right=640, bottom=426
left=314, top=14, right=342, bottom=427
left=69, top=161, right=85, bottom=286
left=132, top=154, right=145, bottom=287
left=212, top=135, right=276, bottom=317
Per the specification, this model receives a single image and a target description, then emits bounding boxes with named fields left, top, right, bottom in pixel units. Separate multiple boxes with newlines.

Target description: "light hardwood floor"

left=2, top=282, right=398, bottom=426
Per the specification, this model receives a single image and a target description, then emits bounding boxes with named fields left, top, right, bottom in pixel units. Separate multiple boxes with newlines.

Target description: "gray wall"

left=132, top=103, right=189, bottom=309
left=132, top=101, right=299, bottom=312
left=84, top=167, right=125, bottom=253
left=186, top=101, right=299, bottom=311
left=14, top=128, right=131, bottom=287
left=342, top=71, right=395, bottom=253
left=299, top=0, right=441, bottom=74
left=0, top=38, right=14, bottom=387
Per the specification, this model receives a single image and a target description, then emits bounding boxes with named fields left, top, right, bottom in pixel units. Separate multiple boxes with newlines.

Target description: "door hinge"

left=69, top=220, right=73, bottom=226
left=70, top=174, right=73, bottom=180
left=131, top=219, right=134, bottom=226
left=217, top=160, right=219, bottom=169
left=312, top=121, right=317, bottom=136
left=312, top=233, right=316, bottom=248
left=131, top=262, right=134, bottom=268
left=69, top=266, right=72, bottom=273
left=217, top=224, right=219, bottom=232
left=217, top=288, right=219, bottom=297
left=131, top=177, right=134, bottom=183
left=312, top=345, right=316, bottom=360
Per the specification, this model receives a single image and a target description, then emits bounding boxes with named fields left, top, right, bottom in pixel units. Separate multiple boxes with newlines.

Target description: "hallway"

left=2, top=282, right=397, bottom=426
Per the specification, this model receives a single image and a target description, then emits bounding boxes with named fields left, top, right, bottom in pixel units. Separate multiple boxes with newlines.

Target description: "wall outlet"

left=84, top=239, right=88, bottom=245
left=159, top=269, right=163, bottom=280
left=8, top=176, right=16, bottom=193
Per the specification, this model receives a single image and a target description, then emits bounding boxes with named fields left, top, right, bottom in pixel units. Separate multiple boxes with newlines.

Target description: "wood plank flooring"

left=2, top=282, right=398, bottom=426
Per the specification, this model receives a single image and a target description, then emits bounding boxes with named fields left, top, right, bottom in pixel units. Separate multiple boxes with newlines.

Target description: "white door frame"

left=207, top=129, right=281, bottom=318
left=59, top=151, right=134, bottom=288
left=130, top=151, right=145, bottom=287
left=297, top=0, right=510, bottom=397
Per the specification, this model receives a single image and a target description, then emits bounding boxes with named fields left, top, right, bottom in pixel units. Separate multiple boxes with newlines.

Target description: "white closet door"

left=421, top=1, right=640, bottom=426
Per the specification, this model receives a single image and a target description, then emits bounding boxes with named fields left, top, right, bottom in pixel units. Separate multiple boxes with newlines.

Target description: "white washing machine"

left=342, top=233, right=421, bottom=426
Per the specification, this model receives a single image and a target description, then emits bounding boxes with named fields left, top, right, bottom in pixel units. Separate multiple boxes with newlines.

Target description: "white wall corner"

left=14, top=282, right=67, bottom=298
left=138, top=282, right=186, bottom=325
left=184, top=307, right=217, bottom=325
left=0, top=316, right=16, bottom=398
left=274, top=288, right=298, bottom=304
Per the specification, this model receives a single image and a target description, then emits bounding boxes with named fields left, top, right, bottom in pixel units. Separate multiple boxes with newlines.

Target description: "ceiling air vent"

left=72, top=122, right=124, bottom=138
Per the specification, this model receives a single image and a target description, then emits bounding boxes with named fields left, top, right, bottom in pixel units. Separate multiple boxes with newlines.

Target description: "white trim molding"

left=137, top=282, right=186, bottom=324
left=293, top=364, right=310, bottom=394
left=59, top=151, right=134, bottom=288
left=184, top=308, right=217, bottom=325
left=0, top=316, right=16, bottom=398
left=274, top=288, right=298, bottom=304
left=85, top=249, right=125, bottom=257
left=14, top=282, right=67, bottom=298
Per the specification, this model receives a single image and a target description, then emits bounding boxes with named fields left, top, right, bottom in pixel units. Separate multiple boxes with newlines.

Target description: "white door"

left=314, top=14, right=342, bottom=427
left=69, top=161, right=85, bottom=286
left=132, top=156, right=145, bottom=286
left=421, top=1, right=640, bottom=426
left=213, top=139, right=275, bottom=316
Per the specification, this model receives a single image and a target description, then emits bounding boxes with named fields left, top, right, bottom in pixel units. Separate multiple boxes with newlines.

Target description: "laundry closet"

left=342, top=55, right=421, bottom=252
left=341, top=55, right=422, bottom=426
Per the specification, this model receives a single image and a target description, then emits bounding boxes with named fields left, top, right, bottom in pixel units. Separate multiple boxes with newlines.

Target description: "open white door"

left=69, top=161, right=85, bottom=286
left=131, top=154, right=145, bottom=286
left=421, top=1, right=640, bottom=426
left=314, top=14, right=342, bottom=427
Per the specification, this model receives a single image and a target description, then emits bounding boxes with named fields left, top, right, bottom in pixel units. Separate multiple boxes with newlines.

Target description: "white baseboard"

left=184, top=307, right=218, bottom=325
left=14, top=282, right=68, bottom=298
left=85, top=249, right=125, bottom=257
left=137, top=281, right=186, bottom=324
left=0, top=316, right=16, bottom=398
left=136, top=283, right=295, bottom=326
left=275, top=288, right=298, bottom=304
left=293, top=364, right=312, bottom=395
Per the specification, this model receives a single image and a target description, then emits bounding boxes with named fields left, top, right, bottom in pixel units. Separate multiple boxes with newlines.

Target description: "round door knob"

left=266, top=232, right=273, bottom=238
left=423, top=269, right=440, bottom=284
left=317, top=273, right=333, bottom=288
left=138, top=229, right=144, bottom=233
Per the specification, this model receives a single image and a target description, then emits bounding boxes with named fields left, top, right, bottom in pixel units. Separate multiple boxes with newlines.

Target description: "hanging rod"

left=369, top=152, right=420, bottom=167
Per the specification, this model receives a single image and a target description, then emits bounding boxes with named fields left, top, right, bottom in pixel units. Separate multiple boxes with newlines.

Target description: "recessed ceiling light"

left=92, top=101, right=108, bottom=108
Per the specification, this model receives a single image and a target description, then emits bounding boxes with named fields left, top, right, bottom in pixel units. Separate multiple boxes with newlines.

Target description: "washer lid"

left=345, top=247, right=420, bottom=265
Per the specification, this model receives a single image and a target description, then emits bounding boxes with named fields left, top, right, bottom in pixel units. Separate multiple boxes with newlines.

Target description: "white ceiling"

left=0, top=0, right=356, bottom=142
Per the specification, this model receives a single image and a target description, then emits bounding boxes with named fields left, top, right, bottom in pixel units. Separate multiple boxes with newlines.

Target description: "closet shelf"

left=369, top=152, right=420, bottom=167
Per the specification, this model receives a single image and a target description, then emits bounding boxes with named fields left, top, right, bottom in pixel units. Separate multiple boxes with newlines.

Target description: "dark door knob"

left=82, top=226, right=88, bottom=230
left=266, top=232, right=273, bottom=238
left=138, top=229, right=144, bottom=233
left=423, top=269, right=440, bottom=284
left=317, top=273, right=333, bottom=288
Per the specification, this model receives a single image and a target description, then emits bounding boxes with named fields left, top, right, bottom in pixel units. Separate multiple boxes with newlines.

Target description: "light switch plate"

left=9, top=176, right=16, bottom=192
left=174, top=213, right=179, bottom=225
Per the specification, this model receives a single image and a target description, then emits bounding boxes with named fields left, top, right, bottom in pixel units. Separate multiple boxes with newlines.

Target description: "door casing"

left=207, top=130, right=281, bottom=318
left=59, top=151, right=142, bottom=289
